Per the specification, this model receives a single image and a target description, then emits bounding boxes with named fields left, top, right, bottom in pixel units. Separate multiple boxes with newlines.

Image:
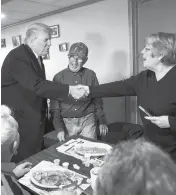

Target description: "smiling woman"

left=141, top=33, right=176, bottom=74
left=88, top=32, right=176, bottom=161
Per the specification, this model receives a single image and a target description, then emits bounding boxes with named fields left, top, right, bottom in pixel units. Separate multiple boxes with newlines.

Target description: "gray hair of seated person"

left=24, top=23, right=52, bottom=44
left=146, top=32, right=176, bottom=66
left=95, top=139, right=176, bottom=195
left=1, top=105, right=18, bottom=146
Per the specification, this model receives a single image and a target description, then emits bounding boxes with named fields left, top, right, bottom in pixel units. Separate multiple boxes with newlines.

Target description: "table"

left=20, top=135, right=107, bottom=195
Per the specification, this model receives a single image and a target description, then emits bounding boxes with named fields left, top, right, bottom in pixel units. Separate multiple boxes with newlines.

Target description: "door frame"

left=127, top=0, right=151, bottom=124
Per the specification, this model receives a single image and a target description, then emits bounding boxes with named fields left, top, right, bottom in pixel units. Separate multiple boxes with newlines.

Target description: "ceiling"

left=1, top=0, right=103, bottom=29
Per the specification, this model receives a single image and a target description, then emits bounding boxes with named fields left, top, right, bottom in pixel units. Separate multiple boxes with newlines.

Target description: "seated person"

left=95, top=139, right=176, bottom=195
left=1, top=105, right=32, bottom=195
left=51, top=42, right=108, bottom=141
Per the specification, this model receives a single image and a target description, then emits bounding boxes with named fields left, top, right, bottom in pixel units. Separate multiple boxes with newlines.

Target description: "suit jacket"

left=1, top=44, right=69, bottom=162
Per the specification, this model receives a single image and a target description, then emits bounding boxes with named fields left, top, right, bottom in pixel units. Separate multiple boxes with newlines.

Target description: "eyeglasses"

left=69, top=56, right=84, bottom=63
left=144, top=47, right=152, bottom=51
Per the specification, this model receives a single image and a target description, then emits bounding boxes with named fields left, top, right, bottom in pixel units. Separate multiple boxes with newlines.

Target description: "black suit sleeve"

left=10, top=58, right=69, bottom=99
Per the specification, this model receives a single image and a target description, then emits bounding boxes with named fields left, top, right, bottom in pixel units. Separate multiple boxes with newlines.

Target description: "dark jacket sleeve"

left=89, top=74, right=140, bottom=98
left=10, top=58, right=69, bottom=100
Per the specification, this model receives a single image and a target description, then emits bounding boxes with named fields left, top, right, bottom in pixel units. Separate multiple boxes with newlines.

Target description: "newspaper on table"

left=56, top=138, right=105, bottom=166
left=19, top=160, right=90, bottom=195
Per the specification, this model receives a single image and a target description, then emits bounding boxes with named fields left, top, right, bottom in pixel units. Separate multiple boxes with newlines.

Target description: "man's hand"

left=99, top=124, right=108, bottom=136
left=145, top=116, right=170, bottom=128
left=69, top=85, right=89, bottom=99
left=57, top=131, right=65, bottom=142
left=13, top=162, right=32, bottom=178
left=78, top=85, right=89, bottom=95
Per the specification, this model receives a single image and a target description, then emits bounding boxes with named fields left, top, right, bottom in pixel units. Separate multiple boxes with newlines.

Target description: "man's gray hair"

left=1, top=105, right=18, bottom=146
left=24, top=23, right=52, bottom=44
left=96, top=139, right=176, bottom=195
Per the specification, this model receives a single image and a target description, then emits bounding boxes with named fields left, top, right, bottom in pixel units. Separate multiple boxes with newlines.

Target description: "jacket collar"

left=23, top=44, right=45, bottom=78
left=66, top=66, right=85, bottom=76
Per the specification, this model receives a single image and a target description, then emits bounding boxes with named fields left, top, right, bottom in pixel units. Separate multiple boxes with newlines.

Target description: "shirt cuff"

left=84, top=86, right=90, bottom=95
left=98, top=117, right=106, bottom=125
left=56, top=128, right=65, bottom=133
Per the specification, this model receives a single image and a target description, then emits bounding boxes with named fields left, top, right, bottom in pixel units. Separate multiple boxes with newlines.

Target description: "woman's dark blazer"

left=1, top=44, right=69, bottom=162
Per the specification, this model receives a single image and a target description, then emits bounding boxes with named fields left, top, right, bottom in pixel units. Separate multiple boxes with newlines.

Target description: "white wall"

left=138, top=0, right=176, bottom=72
left=1, top=0, right=131, bottom=124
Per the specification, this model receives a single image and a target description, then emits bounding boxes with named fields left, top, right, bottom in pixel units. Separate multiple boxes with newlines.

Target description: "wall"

left=138, top=0, right=176, bottom=72
left=133, top=0, right=176, bottom=124
left=1, top=0, right=131, bottom=124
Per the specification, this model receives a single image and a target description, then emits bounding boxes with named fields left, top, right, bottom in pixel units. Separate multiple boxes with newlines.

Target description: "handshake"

left=69, top=85, right=90, bottom=99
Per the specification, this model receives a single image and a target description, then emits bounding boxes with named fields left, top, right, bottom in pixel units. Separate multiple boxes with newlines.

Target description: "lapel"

left=23, top=44, right=46, bottom=79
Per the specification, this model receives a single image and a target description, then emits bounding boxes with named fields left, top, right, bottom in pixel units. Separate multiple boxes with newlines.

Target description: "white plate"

left=30, top=167, right=75, bottom=189
left=75, top=142, right=112, bottom=157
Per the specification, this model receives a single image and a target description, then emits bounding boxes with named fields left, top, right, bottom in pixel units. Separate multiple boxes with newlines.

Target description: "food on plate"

left=32, top=170, right=72, bottom=186
left=75, top=145, right=108, bottom=156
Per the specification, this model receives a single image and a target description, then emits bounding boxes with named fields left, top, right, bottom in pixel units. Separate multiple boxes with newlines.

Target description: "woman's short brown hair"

left=146, top=32, right=176, bottom=66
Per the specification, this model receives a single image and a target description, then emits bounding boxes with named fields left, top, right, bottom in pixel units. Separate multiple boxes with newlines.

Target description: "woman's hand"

left=13, top=162, right=32, bottom=178
left=145, top=116, right=170, bottom=128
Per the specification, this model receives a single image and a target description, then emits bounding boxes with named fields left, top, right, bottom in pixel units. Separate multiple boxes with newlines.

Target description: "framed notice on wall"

left=50, top=25, right=60, bottom=38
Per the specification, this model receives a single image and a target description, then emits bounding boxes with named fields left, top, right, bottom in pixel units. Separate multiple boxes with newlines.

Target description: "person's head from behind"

left=95, top=139, right=176, bottom=195
left=24, top=23, right=52, bottom=56
left=68, top=42, right=88, bottom=73
left=1, top=105, right=20, bottom=162
left=141, top=32, right=176, bottom=70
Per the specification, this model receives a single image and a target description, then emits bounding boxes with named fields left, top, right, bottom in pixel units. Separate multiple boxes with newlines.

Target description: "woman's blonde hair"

left=1, top=105, right=18, bottom=146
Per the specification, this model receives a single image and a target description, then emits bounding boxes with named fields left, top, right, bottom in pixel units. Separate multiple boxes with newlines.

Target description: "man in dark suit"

left=1, top=23, right=85, bottom=162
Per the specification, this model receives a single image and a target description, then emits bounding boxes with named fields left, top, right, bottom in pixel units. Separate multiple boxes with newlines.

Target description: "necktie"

left=37, top=56, right=42, bottom=69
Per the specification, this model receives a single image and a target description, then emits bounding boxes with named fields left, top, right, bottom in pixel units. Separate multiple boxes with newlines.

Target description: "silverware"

left=66, top=177, right=91, bottom=195
left=63, top=140, right=77, bottom=146
left=54, top=172, right=91, bottom=195
left=64, top=145, right=75, bottom=152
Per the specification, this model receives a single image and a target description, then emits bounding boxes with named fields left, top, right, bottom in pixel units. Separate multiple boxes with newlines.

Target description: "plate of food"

left=75, top=142, right=112, bottom=157
left=30, top=167, right=75, bottom=189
